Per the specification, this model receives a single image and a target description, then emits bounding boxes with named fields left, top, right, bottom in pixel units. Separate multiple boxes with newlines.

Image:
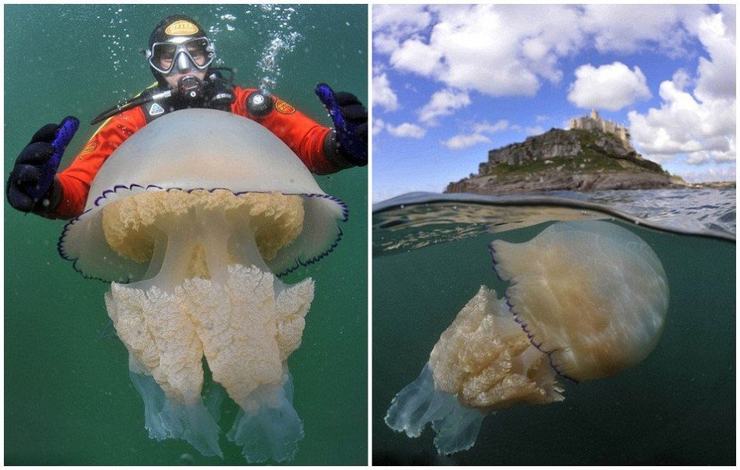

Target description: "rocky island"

left=446, top=110, right=691, bottom=195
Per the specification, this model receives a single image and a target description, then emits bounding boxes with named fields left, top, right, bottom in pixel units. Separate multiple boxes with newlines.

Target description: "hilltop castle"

left=478, top=109, right=637, bottom=172
left=568, top=109, right=633, bottom=150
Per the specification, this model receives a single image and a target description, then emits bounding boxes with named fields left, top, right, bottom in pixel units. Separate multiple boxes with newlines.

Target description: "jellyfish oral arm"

left=385, top=364, right=486, bottom=455
left=101, top=190, right=315, bottom=462
left=133, top=205, right=270, bottom=293
left=386, top=286, right=563, bottom=455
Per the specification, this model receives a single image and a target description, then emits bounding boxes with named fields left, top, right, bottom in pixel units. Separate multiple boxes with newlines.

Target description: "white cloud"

left=693, top=10, right=736, bottom=101
left=442, top=133, right=491, bottom=150
left=374, top=5, right=730, bottom=101
left=685, top=145, right=735, bottom=165
left=389, top=39, right=443, bottom=76
left=418, top=89, right=470, bottom=124
left=568, top=62, right=651, bottom=111
left=376, top=4, right=585, bottom=97
left=670, top=68, right=693, bottom=91
left=628, top=79, right=735, bottom=164
left=373, top=73, right=399, bottom=112
left=373, top=118, right=385, bottom=136
left=627, top=8, right=735, bottom=167
left=386, top=122, right=426, bottom=139
left=680, top=164, right=736, bottom=183
left=373, top=6, right=433, bottom=57
left=372, top=5, right=432, bottom=33
left=441, top=119, right=509, bottom=150
left=473, top=119, right=509, bottom=134
left=581, top=5, right=705, bottom=57
left=373, top=33, right=399, bottom=55
left=525, top=126, right=546, bottom=136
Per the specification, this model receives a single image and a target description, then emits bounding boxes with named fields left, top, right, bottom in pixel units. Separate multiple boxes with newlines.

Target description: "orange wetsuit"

left=51, top=86, right=347, bottom=219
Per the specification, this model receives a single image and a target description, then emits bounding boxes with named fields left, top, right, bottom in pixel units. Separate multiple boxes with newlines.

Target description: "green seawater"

left=5, top=4, right=367, bottom=465
left=373, top=207, right=735, bottom=465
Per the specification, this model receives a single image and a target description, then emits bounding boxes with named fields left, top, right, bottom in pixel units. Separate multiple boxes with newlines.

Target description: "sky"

left=372, top=4, right=736, bottom=202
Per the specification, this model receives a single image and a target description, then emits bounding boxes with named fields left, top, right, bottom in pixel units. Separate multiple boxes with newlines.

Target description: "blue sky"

left=372, top=4, right=736, bottom=202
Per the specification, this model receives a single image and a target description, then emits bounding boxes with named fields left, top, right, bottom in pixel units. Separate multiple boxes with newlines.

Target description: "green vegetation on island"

left=446, top=113, right=693, bottom=194
left=481, top=129, right=666, bottom=177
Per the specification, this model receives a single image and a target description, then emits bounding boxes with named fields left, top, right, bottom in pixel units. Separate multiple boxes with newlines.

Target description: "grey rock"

left=447, top=128, right=685, bottom=194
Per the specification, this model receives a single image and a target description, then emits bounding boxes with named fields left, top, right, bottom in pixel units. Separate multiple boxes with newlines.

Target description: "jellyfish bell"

left=491, top=220, right=669, bottom=382
left=60, top=108, right=345, bottom=284
left=386, top=220, right=669, bottom=455
left=58, top=109, right=347, bottom=462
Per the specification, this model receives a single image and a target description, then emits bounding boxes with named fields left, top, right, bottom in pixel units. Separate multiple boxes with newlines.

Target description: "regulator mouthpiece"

left=178, top=75, right=204, bottom=101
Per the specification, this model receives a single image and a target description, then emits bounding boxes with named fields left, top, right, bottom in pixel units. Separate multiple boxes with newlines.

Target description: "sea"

left=373, top=189, right=735, bottom=465
left=5, top=4, right=367, bottom=465
left=549, top=188, right=736, bottom=236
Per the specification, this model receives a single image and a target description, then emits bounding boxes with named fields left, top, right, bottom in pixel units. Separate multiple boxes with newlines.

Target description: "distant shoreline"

left=444, top=180, right=736, bottom=195
left=684, top=181, right=736, bottom=189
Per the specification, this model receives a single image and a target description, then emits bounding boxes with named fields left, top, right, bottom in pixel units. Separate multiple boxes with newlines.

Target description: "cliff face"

left=447, top=128, right=685, bottom=194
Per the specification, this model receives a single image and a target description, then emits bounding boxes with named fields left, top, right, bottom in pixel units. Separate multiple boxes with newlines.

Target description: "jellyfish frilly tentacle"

left=428, top=286, right=563, bottom=409
left=58, top=110, right=346, bottom=462
left=385, top=286, right=563, bottom=455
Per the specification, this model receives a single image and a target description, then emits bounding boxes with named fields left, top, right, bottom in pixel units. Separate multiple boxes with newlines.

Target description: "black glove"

left=315, top=84, right=368, bottom=167
left=7, top=123, right=61, bottom=213
left=335, top=91, right=368, bottom=163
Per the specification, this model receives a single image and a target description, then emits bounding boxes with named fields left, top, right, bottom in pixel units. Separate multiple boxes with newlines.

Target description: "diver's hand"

left=315, top=84, right=368, bottom=166
left=7, top=123, right=62, bottom=213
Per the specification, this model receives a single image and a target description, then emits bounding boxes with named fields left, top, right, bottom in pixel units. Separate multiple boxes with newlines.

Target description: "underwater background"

left=372, top=196, right=735, bottom=465
left=5, top=4, right=367, bottom=465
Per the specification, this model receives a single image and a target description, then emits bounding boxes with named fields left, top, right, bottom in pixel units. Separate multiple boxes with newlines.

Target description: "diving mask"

left=147, top=37, right=215, bottom=75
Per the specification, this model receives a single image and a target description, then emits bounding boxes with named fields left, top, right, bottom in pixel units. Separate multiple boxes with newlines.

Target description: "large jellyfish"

left=58, top=109, right=347, bottom=462
left=385, top=220, right=669, bottom=455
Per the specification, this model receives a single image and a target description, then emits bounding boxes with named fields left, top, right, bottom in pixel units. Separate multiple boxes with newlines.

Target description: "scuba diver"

left=7, top=15, right=367, bottom=219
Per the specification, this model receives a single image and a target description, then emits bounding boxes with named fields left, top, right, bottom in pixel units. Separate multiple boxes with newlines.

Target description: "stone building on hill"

left=568, top=109, right=633, bottom=150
